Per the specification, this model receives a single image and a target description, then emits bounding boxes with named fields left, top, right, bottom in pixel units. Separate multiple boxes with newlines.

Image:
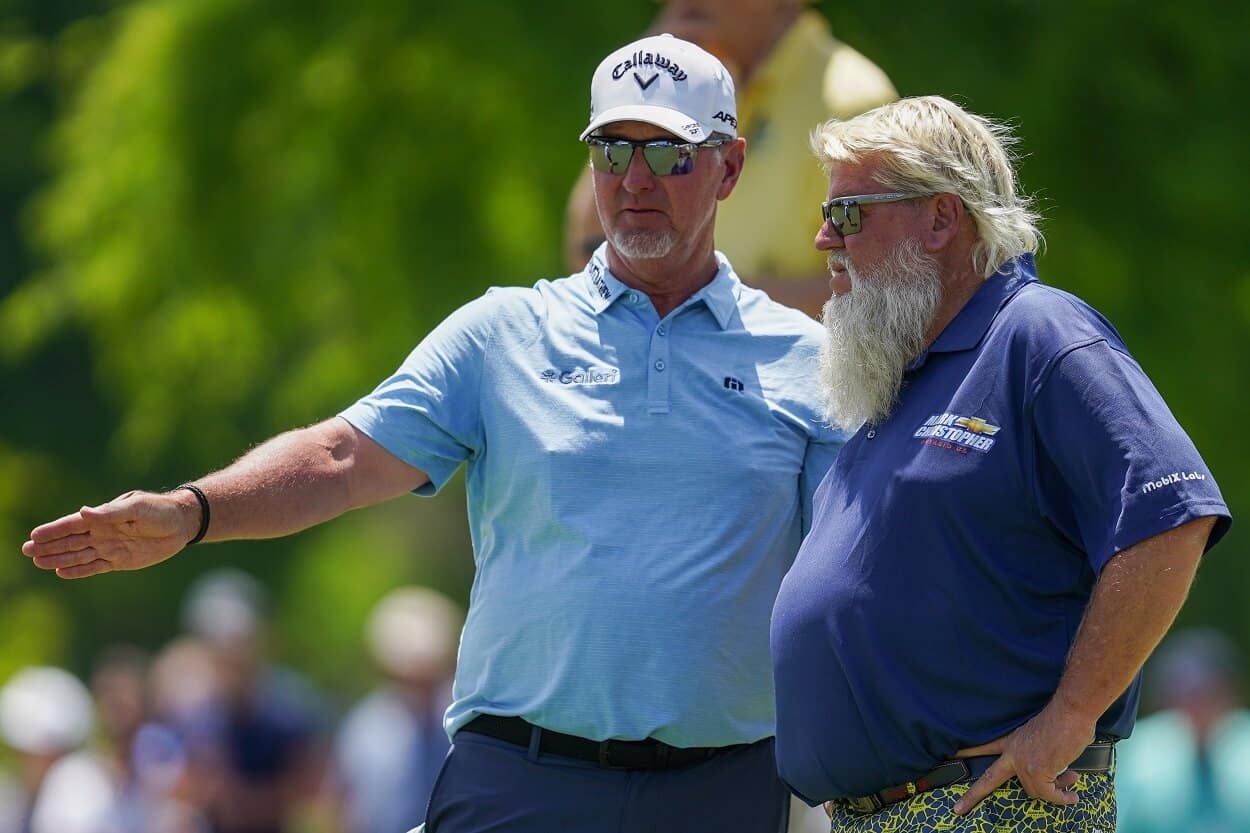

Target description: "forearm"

left=1050, top=516, right=1216, bottom=724
left=187, top=417, right=427, bottom=542
left=27, top=411, right=429, bottom=578
left=952, top=516, right=1217, bottom=813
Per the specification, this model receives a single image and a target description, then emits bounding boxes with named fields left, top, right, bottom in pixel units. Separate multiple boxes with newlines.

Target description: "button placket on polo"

left=647, top=316, right=671, bottom=414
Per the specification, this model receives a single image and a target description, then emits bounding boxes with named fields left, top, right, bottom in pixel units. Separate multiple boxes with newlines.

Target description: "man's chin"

left=610, top=231, right=678, bottom=260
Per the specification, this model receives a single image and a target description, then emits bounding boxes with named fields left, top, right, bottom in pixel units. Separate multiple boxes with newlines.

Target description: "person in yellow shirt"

left=564, top=0, right=896, bottom=317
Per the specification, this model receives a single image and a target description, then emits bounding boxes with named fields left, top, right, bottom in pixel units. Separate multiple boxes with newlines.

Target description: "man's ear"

left=922, top=192, right=963, bottom=252
left=716, top=137, right=747, bottom=201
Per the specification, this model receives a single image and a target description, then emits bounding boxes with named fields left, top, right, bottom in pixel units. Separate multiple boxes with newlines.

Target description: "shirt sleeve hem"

left=1094, top=501, right=1232, bottom=573
left=337, top=407, right=461, bottom=496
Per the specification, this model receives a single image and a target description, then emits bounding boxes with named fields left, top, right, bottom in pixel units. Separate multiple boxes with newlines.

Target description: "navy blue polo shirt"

left=770, top=254, right=1231, bottom=803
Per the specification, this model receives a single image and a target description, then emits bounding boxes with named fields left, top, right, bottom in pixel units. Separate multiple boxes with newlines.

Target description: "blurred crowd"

left=0, top=570, right=461, bottom=833
left=1117, top=628, right=1250, bottom=833
left=4, top=567, right=1246, bottom=833
left=0, top=568, right=1244, bottom=833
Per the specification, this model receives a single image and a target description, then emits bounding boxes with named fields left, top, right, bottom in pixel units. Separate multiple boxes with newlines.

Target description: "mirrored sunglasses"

left=820, top=192, right=927, bottom=236
left=587, top=138, right=727, bottom=177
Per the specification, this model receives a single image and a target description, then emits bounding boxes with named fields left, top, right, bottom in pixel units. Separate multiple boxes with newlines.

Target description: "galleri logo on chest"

left=913, top=413, right=1000, bottom=453
left=540, top=366, right=620, bottom=386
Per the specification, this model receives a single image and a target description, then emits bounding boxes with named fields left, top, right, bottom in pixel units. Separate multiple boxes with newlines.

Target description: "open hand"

left=22, top=490, right=198, bottom=579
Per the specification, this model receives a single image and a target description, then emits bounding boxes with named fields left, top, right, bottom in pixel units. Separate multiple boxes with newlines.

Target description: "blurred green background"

left=1, top=0, right=1245, bottom=695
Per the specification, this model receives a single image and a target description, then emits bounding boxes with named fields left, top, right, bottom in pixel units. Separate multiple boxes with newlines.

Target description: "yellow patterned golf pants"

left=828, top=772, right=1115, bottom=832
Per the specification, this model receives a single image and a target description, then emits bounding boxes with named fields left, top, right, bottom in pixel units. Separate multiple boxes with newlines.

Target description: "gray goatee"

left=609, top=228, right=678, bottom=259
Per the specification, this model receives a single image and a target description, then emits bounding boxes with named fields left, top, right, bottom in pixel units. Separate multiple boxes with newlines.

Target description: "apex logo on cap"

left=612, top=50, right=688, bottom=83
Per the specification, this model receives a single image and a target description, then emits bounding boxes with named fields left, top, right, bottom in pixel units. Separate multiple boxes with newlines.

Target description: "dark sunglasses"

left=587, top=137, right=728, bottom=177
left=820, top=192, right=927, bottom=236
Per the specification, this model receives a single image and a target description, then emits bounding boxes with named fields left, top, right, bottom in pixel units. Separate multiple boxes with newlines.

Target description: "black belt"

left=460, top=714, right=742, bottom=770
left=844, top=740, right=1116, bottom=814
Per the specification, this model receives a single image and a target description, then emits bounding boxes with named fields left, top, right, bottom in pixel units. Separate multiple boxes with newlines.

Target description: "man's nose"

left=621, top=148, right=658, bottom=193
left=815, top=217, right=845, bottom=251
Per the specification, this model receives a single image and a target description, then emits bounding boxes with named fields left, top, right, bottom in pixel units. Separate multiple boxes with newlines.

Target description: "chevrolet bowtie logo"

left=634, top=72, right=659, bottom=90
left=953, top=416, right=1000, bottom=435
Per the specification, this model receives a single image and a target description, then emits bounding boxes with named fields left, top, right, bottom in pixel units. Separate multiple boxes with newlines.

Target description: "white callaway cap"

left=580, top=34, right=738, bottom=143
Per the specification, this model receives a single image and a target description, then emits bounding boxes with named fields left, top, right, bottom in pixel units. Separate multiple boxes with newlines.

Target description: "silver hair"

left=811, top=96, right=1042, bottom=277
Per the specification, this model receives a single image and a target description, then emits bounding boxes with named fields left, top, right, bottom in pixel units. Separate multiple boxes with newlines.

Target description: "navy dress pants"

left=422, top=731, right=789, bottom=833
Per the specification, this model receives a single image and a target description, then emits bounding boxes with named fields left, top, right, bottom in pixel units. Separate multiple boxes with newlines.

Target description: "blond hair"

left=811, top=96, right=1041, bottom=277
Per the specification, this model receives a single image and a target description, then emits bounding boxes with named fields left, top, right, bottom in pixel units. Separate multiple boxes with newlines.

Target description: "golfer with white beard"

left=769, top=96, right=1231, bottom=832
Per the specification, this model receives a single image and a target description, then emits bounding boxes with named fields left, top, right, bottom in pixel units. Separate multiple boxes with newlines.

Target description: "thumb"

left=86, top=489, right=143, bottom=511
left=955, top=735, right=1007, bottom=758
left=81, top=490, right=149, bottom=524
left=80, top=503, right=113, bottom=520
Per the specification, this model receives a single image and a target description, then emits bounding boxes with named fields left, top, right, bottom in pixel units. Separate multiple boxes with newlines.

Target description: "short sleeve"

left=1031, top=339, right=1230, bottom=572
left=339, top=293, right=501, bottom=495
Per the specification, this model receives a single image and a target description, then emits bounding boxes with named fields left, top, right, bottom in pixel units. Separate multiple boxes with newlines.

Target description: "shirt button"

left=654, top=360, right=666, bottom=371
left=656, top=325, right=667, bottom=336
left=629, top=292, right=641, bottom=304
left=866, top=429, right=877, bottom=439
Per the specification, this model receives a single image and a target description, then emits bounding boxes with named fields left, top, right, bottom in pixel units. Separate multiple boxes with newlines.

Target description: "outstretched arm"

left=22, top=417, right=428, bottom=579
left=952, top=514, right=1216, bottom=814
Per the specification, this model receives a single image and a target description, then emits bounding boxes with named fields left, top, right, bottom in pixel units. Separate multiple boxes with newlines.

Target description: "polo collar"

left=690, top=251, right=741, bottom=330
left=582, top=248, right=629, bottom=314
left=925, top=254, right=1039, bottom=356
left=580, top=245, right=741, bottom=330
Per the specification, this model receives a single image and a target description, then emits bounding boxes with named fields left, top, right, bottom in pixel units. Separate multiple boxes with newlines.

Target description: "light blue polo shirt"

left=340, top=246, right=842, bottom=747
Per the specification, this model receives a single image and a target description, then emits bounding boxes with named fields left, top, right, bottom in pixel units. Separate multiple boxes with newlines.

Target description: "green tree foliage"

left=8, top=0, right=640, bottom=468
left=0, top=0, right=114, bottom=681
left=831, top=0, right=1250, bottom=640
left=1, top=0, right=1245, bottom=685
left=0, top=0, right=653, bottom=683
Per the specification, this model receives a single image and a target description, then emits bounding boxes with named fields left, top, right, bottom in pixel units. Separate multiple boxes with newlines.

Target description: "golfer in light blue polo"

left=23, top=34, right=841, bottom=833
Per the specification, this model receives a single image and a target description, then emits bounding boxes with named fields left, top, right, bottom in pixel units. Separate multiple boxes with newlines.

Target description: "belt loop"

left=527, top=724, right=542, bottom=762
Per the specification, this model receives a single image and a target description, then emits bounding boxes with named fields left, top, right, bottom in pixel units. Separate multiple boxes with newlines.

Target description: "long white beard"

left=819, top=238, right=943, bottom=431
left=608, top=228, right=678, bottom=259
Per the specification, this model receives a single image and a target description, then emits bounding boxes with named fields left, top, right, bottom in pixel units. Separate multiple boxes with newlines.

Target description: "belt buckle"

left=597, top=740, right=637, bottom=770
left=845, top=795, right=883, bottom=814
